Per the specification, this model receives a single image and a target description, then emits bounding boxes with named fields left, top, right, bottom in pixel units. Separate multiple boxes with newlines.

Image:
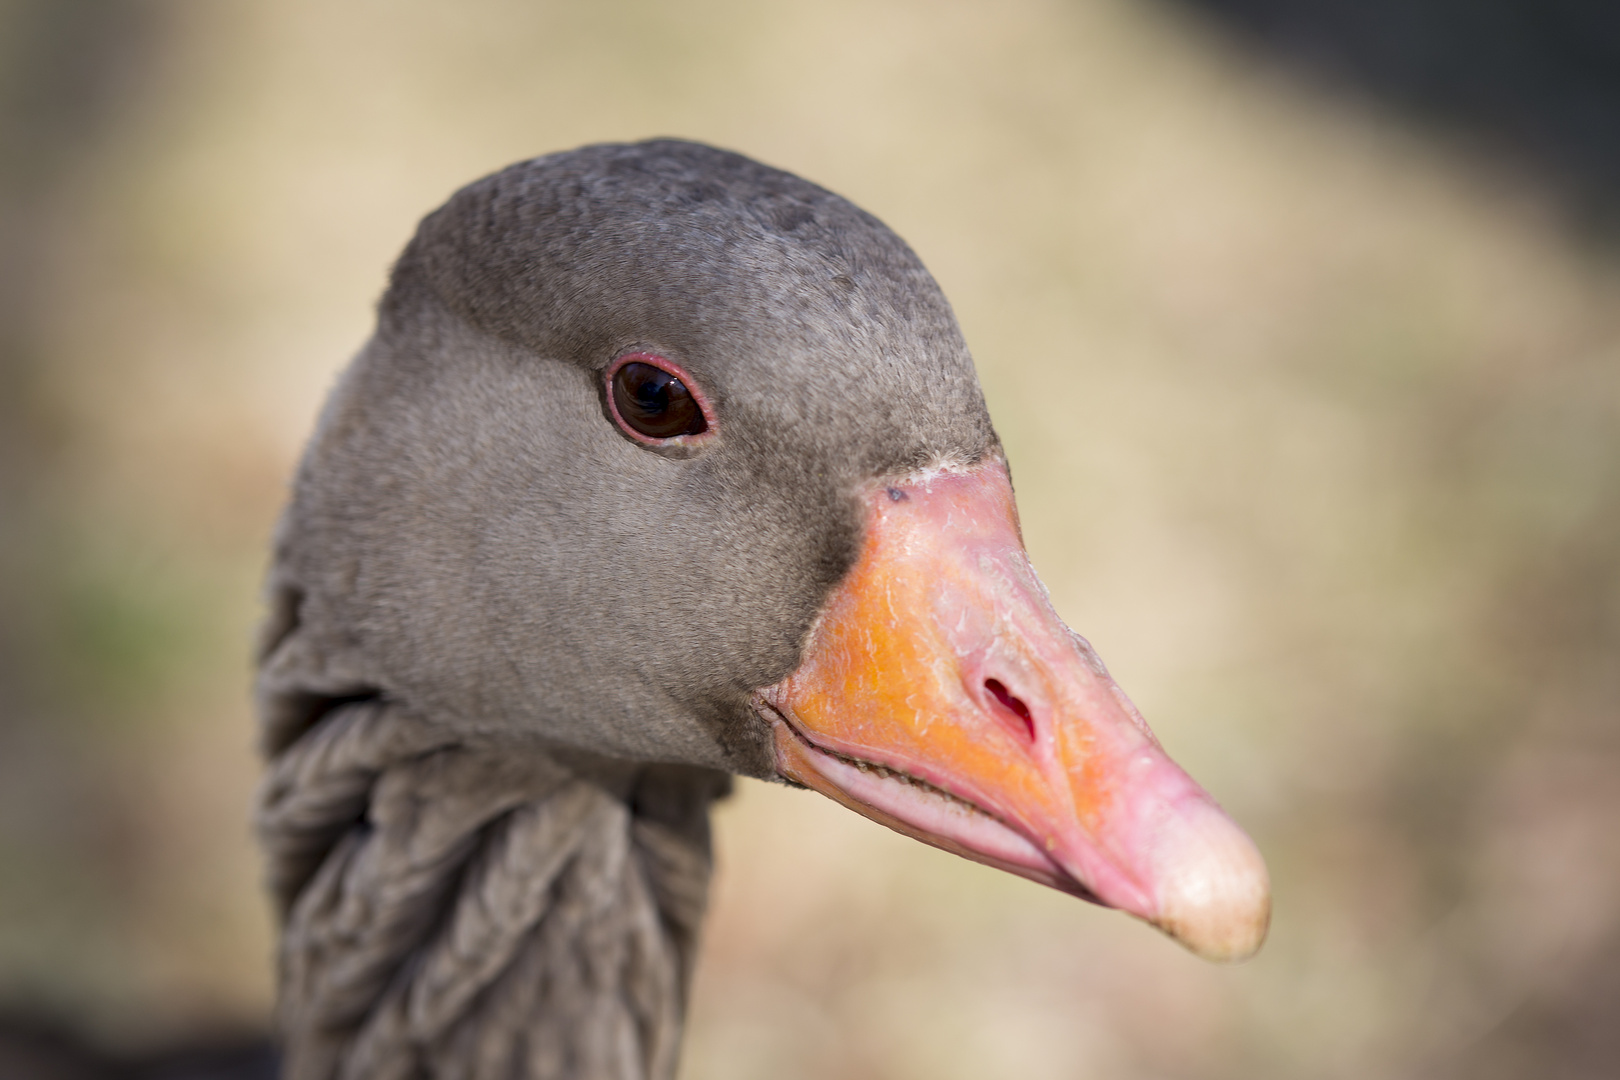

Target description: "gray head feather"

left=270, top=138, right=995, bottom=775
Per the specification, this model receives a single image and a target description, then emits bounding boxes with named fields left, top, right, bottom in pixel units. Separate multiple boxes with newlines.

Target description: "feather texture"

left=260, top=695, right=723, bottom=1080
left=259, top=621, right=726, bottom=1080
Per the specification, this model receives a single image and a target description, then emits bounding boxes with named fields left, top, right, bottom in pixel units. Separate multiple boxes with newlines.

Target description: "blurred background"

left=1, top=0, right=1616, bottom=1077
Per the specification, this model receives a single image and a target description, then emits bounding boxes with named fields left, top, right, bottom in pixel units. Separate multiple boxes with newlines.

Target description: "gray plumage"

left=258, top=139, right=998, bottom=1080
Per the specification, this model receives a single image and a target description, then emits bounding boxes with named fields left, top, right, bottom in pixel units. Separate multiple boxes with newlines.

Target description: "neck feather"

left=258, top=638, right=727, bottom=1080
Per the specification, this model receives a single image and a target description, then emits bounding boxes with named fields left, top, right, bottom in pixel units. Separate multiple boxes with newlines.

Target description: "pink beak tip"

left=1146, top=798, right=1272, bottom=962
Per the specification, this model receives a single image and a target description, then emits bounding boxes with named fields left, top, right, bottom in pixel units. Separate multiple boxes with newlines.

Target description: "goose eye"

left=610, top=358, right=710, bottom=440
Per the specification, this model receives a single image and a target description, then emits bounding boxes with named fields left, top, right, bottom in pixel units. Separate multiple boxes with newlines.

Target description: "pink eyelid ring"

left=604, top=351, right=721, bottom=446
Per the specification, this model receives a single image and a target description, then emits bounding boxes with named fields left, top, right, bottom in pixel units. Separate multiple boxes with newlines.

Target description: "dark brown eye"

left=610, top=359, right=709, bottom=440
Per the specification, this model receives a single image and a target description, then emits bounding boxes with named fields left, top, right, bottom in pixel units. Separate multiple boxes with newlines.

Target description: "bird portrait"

left=5, top=4, right=1614, bottom=1079
left=255, top=140, right=1269, bottom=1080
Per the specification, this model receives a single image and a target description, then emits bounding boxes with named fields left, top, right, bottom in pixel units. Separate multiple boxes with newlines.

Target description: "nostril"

left=984, top=678, right=1035, bottom=741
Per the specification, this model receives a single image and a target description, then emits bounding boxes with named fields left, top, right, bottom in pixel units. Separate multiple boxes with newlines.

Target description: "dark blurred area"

left=0, top=1, right=1617, bottom=1078
left=0, top=1014, right=275, bottom=1080
left=1167, top=0, right=1620, bottom=227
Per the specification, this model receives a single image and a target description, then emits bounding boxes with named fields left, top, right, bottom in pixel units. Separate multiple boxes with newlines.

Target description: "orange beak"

left=757, top=460, right=1270, bottom=961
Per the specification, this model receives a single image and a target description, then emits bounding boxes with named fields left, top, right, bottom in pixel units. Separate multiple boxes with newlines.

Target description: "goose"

left=255, top=138, right=1270, bottom=1080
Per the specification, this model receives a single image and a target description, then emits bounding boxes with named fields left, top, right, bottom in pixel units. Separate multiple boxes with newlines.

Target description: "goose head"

left=269, top=139, right=1268, bottom=974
